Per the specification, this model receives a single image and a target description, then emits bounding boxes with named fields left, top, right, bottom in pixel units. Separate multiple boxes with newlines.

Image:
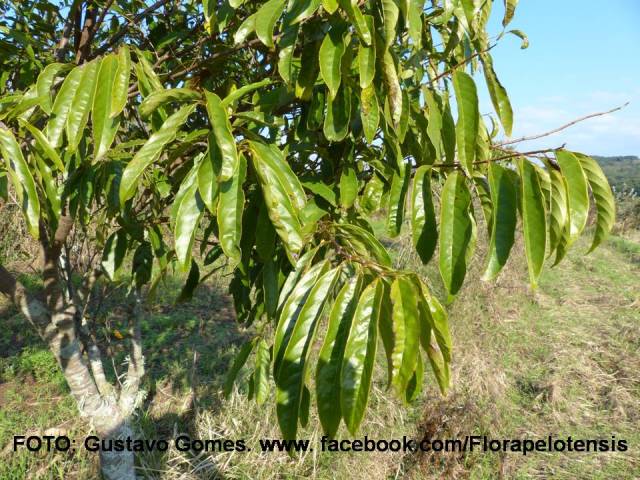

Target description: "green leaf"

left=0, top=128, right=40, bottom=238
left=358, top=16, right=376, bottom=88
left=386, top=163, right=410, bottom=238
left=174, top=172, right=205, bottom=271
left=250, top=141, right=305, bottom=259
left=518, top=158, right=547, bottom=288
left=482, top=162, right=517, bottom=280
left=217, top=153, right=246, bottom=266
left=575, top=153, right=615, bottom=252
left=234, top=13, right=256, bottom=45
left=389, top=276, right=420, bottom=396
left=323, top=84, right=351, bottom=142
left=255, top=0, right=286, bottom=48
left=317, top=275, right=362, bottom=437
left=110, top=45, right=131, bottom=117
left=319, top=22, right=346, bottom=98
left=139, top=88, right=201, bottom=118
left=439, top=171, right=474, bottom=297
left=101, top=230, right=127, bottom=280
left=254, top=339, right=271, bottom=405
left=221, top=78, right=272, bottom=108
left=66, top=58, right=100, bottom=153
left=120, top=104, right=196, bottom=204
left=547, top=167, right=569, bottom=257
left=555, top=150, right=589, bottom=248
left=423, top=88, right=444, bottom=161
left=360, top=85, right=379, bottom=143
left=481, top=54, right=513, bottom=136
left=339, top=162, right=358, bottom=208
left=381, top=0, right=399, bottom=47
left=503, top=0, right=519, bottom=27
left=411, top=166, right=437, bottom=264
left=337, top=0, right=372, bottom=45
left=276, top=266, right=340, bottom=440
left=20, top=121, right=65, bottom=172
left=507, top=29, right=529, bottom=49
left=322, top=0, right=339, bottom=14
left=382, top=51, right=402, bottom=127
left=36, top=63, right=70, bottom=115
left=224, top=340, right=255, bottom=396
left=46, top=65, right=84, bottom=148
left=452, top=70, right=479, bottom=172
left=205, top=91, right=239, bottom=182
left=93, top=55, right=121, bottom=160
left=198, top=133, right=222, bottom=213
left=341, top=279, right=382, bottom=434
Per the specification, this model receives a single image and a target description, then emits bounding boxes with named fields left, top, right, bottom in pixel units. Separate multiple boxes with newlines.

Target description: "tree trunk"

left=94, top=411, right=136, bottom=480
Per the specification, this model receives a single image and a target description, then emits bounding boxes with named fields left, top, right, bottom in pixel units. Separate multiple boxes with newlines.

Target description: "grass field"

left=1, top=222, right=639, bottom=478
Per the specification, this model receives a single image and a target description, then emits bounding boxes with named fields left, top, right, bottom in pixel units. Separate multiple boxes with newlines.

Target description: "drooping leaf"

left=255, top=0, right=286, bottom=48
left=452, top=70, right=479, bottom=172
left=46, top=65, right=84, bottom=147
left=341, top=279, right=382, bottom=434
left=217, top=154, right=246, bottom=265
left=481, top=54, right=513, bottom=136
left=66, top=59, right=100, bottom=153
left=224, top=340, right=255, bottom=396
left=389, top=276, right=420, bottom=396
left=555, top=150, right=589, bottom=248
left=317, top=275, right=361, bottom=437
left=139, top=88, right=201, bottom=118
left=0, top=128, right=40, bottom=238
left=575, top=153, right=615, bottom=252
left=174, top=171, right=205, bottom=271
left=439, top=171, right=474, bottom=297
left=518, top=158, right=547, bottom=288
left=386, top=163, right=410, bottom=238
left=319, top=21, right=347, bottom=98
left=110, top=45, right=131, bottom=118
left=502, top=0, right=519, bottom=27
left=205, top=91, right=239, bottom=182
left=360, top=85, right=379, bottom=143
left=482, top=162, right=517, bottom=280
left=411, top=166, right=437, bottom=264
left=120, top=104, right=196, bottom=204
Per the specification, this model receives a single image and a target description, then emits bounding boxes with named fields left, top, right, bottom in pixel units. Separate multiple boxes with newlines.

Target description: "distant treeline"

left=593, top=156, right=640, bottom=195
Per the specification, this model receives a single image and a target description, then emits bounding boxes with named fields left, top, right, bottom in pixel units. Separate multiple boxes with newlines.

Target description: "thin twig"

left=431, top=146, right=564, bottom=169
left=498, top=102, right=630, bottom=146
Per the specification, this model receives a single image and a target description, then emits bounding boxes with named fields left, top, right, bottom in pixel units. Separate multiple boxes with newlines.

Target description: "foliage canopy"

left=0, top=0, right=615, bottom=444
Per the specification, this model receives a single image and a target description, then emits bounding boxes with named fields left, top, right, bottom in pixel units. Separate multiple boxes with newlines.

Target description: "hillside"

left=593, top=155, right=640, bottom=194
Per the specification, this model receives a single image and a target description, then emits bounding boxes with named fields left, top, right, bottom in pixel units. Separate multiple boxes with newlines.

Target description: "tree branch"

left=498, top=103, right=630, bottom=146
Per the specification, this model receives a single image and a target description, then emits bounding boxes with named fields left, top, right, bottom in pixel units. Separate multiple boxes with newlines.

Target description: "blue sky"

left=479, top=0, right=640, bottom=156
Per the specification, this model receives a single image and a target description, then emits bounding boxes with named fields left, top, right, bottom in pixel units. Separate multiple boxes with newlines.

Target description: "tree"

left=0, top=0, right=616, bottom=478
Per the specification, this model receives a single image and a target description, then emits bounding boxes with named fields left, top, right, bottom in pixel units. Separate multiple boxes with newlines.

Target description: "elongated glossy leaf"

left=234, top=13, right=256, bottom=45
left=424, top=88, right=444, bottom=161
left=251, top=145, right=304, bottom=259
left=322, top=0, right=338, bottom=14
left=319, top=22, right=346, bottom=98
left=390, top=277, right=420, bottom=396
left=317, top=276, right=361, bottom=437
left=274, top=260, right=329, bottom=375
left=518, top=158, right=547, bottom=288
left=254, top=339, right=271, bottom=405
left=382, top=51, right=402, bottom=127
left=20, top=121, right=65, bottom=172
left=547, top=167, right=569, bottom=256
left=217, top=154, right=246, bottom=265
left=481, top=54, right=513, bottom=136
left=255, top=0, right=285, bottom=47
left=452, top=71, right=478, bottom=172
left=340, top=162, right=358, bottom=208
left=101, top=230, right=127, bottom=280
left=482, top=163, right=517, bottom=280
left=110, top=45, right=131, bottom=117
left=36, top=63, right=70, bottom=115
left=358, top=17, right=376, bottom=88
left=140, top=88, right=201, bottom=118
left=0, top=128, right=40, bottom=238
left=93, top=55, right=121, bottom=160
left=338, top=0, right=371, bottom=45
left=555, top=150, right=589, bottom=248
left=381, top=0, right=399, bottom=47
left=205, top=91, right=239, bottom=181
left=386, top=163, right=410, bottom=238
left=221, top=78, right=272, bottom=108
left=46, top=65, right=84, bottom=147
left=66, top=59, right=99, bottom=153
left=198, top=134, right=221, bottom=213
left=411, top=166, right=437, bottom=264
left=174, top=175, right=205, bottom=271
left=360, top=85, right=379, bottom=143
left=575, top=153, right=615, bottom=252
left=276, top=267, right=340, bottom=440
left=324, top=84, right=351, bottom=142
left=224, top=340, right=254, bottom=396
left=341, top=279, right=382, bottom=434
left=120, top=104, right=196, bottom=203
left=439, top=171, right=474, bottom=297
